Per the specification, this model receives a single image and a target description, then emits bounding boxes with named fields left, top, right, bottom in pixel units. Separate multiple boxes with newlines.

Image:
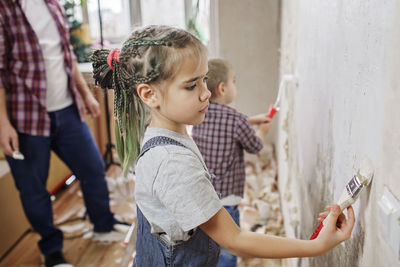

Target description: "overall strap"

left=137, top=136, right=187, bottom=161
left=137, top=135, right=212, bottom=179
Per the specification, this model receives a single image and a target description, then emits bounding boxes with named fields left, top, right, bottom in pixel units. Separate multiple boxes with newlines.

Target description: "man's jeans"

left=6, top=105, right=114, bottom=255
left=217, top=205, right=240, bottom=267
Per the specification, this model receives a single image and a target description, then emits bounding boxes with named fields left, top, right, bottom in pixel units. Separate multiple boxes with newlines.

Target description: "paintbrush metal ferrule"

left=346, top=175, right=363, bottom=199
left=337, top=175, right=365, bottom=211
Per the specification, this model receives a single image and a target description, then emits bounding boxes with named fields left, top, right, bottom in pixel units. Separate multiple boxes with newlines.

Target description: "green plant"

left=63, top=0, right=90, bottom=63
left=186, top=0, right=205, bottom=43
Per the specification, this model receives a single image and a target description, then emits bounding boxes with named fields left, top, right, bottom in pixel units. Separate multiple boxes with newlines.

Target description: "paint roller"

left=310, top=157, right=374, bottom=239
left=266, top=74, right=297, bottom=119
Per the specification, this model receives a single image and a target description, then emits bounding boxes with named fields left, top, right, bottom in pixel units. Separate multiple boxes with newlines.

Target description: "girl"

left=91, top=25, right=355, bottom=266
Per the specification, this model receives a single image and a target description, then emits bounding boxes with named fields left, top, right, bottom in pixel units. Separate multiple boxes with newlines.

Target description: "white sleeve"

left=153, top=150, right=222, bottom=231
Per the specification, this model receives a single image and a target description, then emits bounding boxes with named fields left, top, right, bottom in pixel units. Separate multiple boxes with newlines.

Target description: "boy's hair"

left=91, top=25, right=206, bottom=176
left=207, top=58, right=233, bottom=99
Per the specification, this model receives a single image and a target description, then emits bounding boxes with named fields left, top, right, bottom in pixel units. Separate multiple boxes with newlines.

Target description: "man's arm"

left=72, top=60, right=100, bottom=117
left=0, top=87, right=18, bottom=156
left=0, top=19, right=19, bottom=156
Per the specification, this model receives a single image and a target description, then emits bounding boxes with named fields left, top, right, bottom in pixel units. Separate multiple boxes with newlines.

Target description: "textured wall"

left=277, top=0, right=400, bottom=266
left=217, top=0, right=280, bottom=143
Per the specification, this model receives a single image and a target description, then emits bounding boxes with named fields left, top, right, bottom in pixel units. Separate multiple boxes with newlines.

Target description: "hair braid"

left=90, top=25, right=206, bottom=176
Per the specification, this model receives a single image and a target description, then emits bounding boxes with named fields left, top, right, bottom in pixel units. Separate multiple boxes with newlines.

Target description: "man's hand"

left=0, top=120, right=19, bottom=156
left=83, top=93, right=100, bottom=118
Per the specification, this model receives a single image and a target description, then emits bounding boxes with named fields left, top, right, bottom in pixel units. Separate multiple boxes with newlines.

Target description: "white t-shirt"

left=135, top=127, right=222, bottom=241
left=20, top=0, right=73, bottom=112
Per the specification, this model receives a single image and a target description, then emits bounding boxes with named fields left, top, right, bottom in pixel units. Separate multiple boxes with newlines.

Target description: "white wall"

left=217, top=0, right=280, bottom=143
left=277, top=0, right=400, bottom=266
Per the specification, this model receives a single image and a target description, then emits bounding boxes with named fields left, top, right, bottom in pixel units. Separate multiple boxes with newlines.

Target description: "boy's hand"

left=316, top=204, right=355, bottom=252
left=256, top=120, right=272, bottom=138
left=248, top=113, right=271, bottom=125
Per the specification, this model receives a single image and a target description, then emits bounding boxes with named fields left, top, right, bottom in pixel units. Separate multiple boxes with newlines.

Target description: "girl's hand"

left=317, top=205, right=332, bottom=223
left=316, top=204, right=355, bottom=252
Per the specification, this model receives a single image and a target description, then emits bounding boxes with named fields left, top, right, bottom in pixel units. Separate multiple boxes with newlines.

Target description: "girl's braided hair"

left=91, top=25, right=206, bottom=176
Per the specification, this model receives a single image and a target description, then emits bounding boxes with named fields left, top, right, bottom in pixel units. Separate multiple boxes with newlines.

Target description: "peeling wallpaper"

left=277, top=0, right=400, bottom=266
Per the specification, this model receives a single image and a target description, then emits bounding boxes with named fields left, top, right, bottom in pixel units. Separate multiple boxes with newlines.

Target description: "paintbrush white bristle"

left=358, top=157, right=374, bottom=185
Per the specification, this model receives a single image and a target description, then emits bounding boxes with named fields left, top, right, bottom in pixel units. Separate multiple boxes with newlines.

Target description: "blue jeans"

left=6, top=105, right=114, bottom=255
left=134, top=207, right=220, bottom=267
left=217, top=205, right=240, bottom=267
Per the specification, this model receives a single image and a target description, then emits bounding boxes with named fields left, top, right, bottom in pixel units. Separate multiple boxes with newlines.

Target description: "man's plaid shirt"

left=0, top=0, right=84, bottom=136
left=192, top=101, right=263, bottom=198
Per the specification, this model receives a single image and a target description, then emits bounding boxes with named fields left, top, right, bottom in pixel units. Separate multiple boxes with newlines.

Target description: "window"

left=87, top=0, right=131, bottom=46
left=141, top=0, right=186, bottom=28
left=85, top=0, right=210, bottom=47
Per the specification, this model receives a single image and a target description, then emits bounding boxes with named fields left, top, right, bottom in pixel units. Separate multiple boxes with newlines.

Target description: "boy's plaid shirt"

left=0, top=0, right=84, bottom=136
left=192, top=101, right=263, bottom=198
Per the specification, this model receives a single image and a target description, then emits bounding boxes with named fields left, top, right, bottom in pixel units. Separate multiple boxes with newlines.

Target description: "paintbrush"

left=266, top=74, right=297, bottom=119
left=310, top=157, right=374, bottom=240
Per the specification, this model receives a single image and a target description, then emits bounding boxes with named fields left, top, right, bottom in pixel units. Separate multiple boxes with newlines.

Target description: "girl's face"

left=150, top=53, right=211, bottom=135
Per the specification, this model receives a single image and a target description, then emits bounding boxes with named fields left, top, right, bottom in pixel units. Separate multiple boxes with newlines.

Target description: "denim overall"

left=133, top=136, right=220, bottom=267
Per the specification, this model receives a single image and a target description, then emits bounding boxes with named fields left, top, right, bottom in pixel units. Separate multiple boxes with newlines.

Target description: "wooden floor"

left=0, top=165, right=136, bottom=267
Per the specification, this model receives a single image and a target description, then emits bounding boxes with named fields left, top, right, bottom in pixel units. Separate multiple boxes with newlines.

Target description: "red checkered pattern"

left=0, top=0, right=84, bottom=136
left=192, top=101, right=263, bottom=198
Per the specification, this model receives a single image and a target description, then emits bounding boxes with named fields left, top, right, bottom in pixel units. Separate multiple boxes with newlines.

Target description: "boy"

left=191, top=58, right=271, bottom=267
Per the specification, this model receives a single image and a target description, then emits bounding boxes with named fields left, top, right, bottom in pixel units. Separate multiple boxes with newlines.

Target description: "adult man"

left=0, top=1, right=125, bottom=266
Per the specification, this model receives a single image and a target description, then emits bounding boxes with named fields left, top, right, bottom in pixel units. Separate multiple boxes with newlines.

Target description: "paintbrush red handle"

left=310, top=222, right=324, bottom=240
left=267, top=104, right=278, bottom=119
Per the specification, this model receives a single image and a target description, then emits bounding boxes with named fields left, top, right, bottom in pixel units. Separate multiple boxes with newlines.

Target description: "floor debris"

left=238, top=143, right=290, bottom=267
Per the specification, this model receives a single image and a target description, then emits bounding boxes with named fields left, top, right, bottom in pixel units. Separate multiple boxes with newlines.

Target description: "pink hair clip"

left=107, top=49, right=120, bottom=70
